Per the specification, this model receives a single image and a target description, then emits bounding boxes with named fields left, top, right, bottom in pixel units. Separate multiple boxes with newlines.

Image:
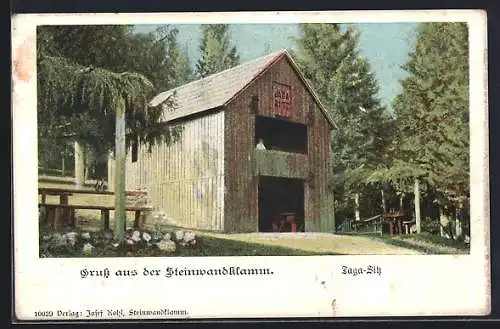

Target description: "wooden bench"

left=39, top=203, right=153, bottom=231
left=402, top=220, right=416, bottom=235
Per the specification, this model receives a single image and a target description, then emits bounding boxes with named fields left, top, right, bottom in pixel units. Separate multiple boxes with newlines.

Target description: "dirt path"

left=200, top=232, right=423, bottom=255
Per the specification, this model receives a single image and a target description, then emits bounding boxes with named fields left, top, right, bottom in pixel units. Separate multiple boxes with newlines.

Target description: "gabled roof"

left=150, top=49, right=337, bottom=129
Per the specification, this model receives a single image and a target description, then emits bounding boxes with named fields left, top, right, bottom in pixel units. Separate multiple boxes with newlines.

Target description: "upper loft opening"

left=255, top=116, right=308, bottom=154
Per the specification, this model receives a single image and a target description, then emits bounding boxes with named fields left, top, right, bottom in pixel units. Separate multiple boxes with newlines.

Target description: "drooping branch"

left=37, top=54, right=182, bottom=155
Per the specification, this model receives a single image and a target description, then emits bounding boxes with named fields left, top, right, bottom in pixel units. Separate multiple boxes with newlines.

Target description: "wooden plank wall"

left=111, top=111, right=225, bottom=231
left=306, top=111, right=335, bottom=232
left=225, top=56, right=334, bottom=233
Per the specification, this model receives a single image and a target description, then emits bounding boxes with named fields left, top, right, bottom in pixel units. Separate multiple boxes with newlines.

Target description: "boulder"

left=131, top=230, right=142, bottom=242
left=174, top=230, right=184, bottom=241
left=52, top=233, right=67, bottom=248
left=65, top=232, right=79, bottom=246
left=180, top=239, right=196, bottom=247
left=156, top=240, right=176, bottom=252
left=82, top=243, right=94, bottom=255
left=183, top=231, right=195, bottom=243
left=81, top=232, right=91, bottom=240
left=142, top=232, right=152, bottom=242
left=151, top=231, right=164, bottom=241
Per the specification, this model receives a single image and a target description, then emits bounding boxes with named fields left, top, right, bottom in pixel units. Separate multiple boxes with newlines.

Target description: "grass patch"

left=363, top=232, right=469, bottom=255
left=404, top=232, right=470, bottom=251
left=41, top=232, right=338, bottom=258
left=169, top=236, right=339, bottom=257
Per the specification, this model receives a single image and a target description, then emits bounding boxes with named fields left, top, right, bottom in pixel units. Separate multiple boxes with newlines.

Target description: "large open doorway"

left=258, top=176, right=305, bottom=232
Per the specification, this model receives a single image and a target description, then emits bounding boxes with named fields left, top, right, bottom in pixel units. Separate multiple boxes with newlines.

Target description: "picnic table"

left=382, top=211, right=405, bottom=235
left=272, top=212, right=299, bottom=232
left=38, top=187, right=151, bottom=231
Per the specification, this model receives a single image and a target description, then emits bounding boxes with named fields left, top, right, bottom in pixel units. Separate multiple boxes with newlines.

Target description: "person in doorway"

left=256, top=138, right=266, bottom=150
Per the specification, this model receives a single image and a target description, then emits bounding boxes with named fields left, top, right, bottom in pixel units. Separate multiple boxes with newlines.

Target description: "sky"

left=134, top=23, right=418, bottom=111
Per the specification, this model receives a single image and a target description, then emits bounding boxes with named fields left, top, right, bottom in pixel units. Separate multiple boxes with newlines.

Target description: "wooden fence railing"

left=337, top=215, right=383, bottom=235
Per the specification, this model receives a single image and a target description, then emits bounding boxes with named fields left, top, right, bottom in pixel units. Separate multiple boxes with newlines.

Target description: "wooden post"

left=414, top=178, right=421, bottom=234
left=114, top=98, right=126, bottom=241
left=61, top=157, right=65, bottom=176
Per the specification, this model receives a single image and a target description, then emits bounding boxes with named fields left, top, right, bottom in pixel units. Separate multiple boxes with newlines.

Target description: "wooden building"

left=109, top=49, right=337, bottom=233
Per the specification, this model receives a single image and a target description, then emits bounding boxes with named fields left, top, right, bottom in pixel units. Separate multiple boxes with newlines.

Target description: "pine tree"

left=195, top=24, right=240, bottom=78
left=294, top=23, right=393, bottom=220
left=392, top=22, right=469, bottom=236
left=151, top=26, right=194, bottom=89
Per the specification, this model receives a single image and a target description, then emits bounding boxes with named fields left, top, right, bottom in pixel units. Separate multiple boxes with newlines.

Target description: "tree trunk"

left=414, top=178, right=421, bottom=234
left=439, top=206, right=452, bottom=239
left=455, top=200, right=463, bottom=239
left=74, top=141, right=85, bottom=187
left=381, top=189, right=387, bottom=213
left=399, top=193, right=404, bottom=212
left=354, top=193, right=360, bottom=221
left=114, top=99, right=126, bottom=241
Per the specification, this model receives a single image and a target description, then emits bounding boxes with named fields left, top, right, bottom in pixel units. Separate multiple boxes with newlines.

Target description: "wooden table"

left=382, top=212, right=405, bottom=235
left=272, top=212, right=298, bottom=232
left=38, top=187, right=150, bottom=231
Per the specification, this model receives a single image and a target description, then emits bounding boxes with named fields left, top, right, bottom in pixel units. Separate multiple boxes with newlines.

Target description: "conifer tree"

left=37, top=25, right=184, bottom=168
left=294, top=23, right=393, bottom=220
left=196, top=24, right=240, bottom=78
left=392, top=22, right=469, bottom=236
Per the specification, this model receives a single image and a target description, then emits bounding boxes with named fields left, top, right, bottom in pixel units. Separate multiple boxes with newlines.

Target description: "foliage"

left=293, top=23, right=394, bottom=217
left=38, top=25, right=193, bottom=91
left=37, top=25, right=188, bottom=161
left=195, top=24, right=240, bottom=78
left=392, top=22, right=469, bottom=209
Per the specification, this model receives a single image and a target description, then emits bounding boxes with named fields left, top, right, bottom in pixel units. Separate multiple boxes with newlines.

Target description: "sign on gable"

left=272, top=82, right=292, bottom=118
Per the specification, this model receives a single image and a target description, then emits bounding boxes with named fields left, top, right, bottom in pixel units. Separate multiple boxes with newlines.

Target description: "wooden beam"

left=114, top=98, right=126, bottom=241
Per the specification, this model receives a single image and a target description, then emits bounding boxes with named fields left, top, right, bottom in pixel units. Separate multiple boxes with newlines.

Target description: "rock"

left=126, top=239, right=135, bottom=245
left=112, top=243, right=120, bottom=248
left=52, top=233, right=67, bottom=247
left=82, top=243, right=94, bottom=255
left=151, top=231, right=164, bottom=241
left=42, top=234, right=52, bottom=242
left=464, top=235, right=470, bottom=243
left=183, top=231, right=195, bottom=243
left=131, top=230, right=142, bottom=242
left=174, top=230, right=184, bottom=241
left=65, top=232, right=79, bottom=246
left=142, top=232, right=151, bottom=242
left=81, top=232, right=91, bottom=240
left=156, top=240, right=176, bottom=252
left=180, top=239, right=196, bottom=247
